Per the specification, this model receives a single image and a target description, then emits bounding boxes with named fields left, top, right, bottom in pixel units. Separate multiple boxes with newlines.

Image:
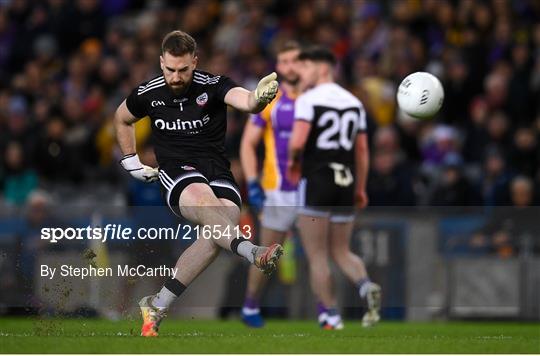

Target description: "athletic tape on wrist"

left=120, top=153, right=142, bottom=171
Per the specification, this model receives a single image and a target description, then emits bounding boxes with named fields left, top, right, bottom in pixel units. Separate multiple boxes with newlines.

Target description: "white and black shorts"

left=297, top=163, right=355, bottom=223
left=261, top=190, right=298, bottom=232
left=158, top=158, right=242, bottom=218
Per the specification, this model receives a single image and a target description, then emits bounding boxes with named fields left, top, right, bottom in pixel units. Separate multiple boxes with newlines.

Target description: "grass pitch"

left=0, top=318, right=538, bottom=353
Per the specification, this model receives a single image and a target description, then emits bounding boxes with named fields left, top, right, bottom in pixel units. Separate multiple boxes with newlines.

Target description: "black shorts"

left=157, top=158, right=242, bottom=218
left=298, top=163, right=355, bottom=222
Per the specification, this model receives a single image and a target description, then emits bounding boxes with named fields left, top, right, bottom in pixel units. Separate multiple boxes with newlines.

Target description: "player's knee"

left=194, top=194, right=220, bottom=207
left=181, top=183, right=219, bottom=207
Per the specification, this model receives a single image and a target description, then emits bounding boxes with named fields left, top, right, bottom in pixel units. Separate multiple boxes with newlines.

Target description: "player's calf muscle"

left=218, top=198, right=240, bottom=222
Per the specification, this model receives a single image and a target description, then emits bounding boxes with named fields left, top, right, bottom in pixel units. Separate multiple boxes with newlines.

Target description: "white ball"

left=397, top=72, right=444, bottom=119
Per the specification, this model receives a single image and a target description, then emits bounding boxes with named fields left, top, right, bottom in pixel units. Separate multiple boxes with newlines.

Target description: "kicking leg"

left=168, top=183, right=282, bottom=291
left=140, top=183, right=281, bottom=336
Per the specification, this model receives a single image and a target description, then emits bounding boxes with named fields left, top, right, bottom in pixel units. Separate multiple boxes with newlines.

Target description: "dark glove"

left=247, top=179, right=265, bottom=214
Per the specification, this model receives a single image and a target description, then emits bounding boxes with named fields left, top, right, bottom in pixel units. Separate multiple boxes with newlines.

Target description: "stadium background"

left=0, top=0, right=539, bottom=323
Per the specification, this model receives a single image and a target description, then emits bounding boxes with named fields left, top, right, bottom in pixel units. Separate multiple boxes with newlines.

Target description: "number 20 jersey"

left=294, top=83, right=367, bottom=176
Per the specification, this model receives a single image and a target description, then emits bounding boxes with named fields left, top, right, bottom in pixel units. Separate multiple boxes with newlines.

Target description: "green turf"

left=0, top=318, right=538, bottom=353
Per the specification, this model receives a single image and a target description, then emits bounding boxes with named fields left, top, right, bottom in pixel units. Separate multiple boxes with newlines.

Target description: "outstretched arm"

left=224, top=72, right=278, bottom=113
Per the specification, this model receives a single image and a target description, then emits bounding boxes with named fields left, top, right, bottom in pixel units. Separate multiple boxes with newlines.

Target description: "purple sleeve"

left=250, top=113, right=266, bottom=128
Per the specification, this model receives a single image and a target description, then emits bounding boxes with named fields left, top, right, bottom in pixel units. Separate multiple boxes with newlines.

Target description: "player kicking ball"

left=287, top=46, right=381, bottom=329
left=239, top=41, right=301, bottom=327
left=114, top=30, right=283, bottom=336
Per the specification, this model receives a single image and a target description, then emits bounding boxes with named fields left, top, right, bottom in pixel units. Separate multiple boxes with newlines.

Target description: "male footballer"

left=239, top=41, right=301, bottom=327
left=114, top=30, right=283, bottom=336
left=288, top=47, right=381, bottom=329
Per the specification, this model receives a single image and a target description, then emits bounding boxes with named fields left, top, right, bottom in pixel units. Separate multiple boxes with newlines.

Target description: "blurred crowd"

left=0, top=0, right=539, bottom=210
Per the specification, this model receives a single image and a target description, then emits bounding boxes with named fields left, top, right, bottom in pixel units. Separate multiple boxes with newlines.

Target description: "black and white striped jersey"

left=125, top=69, right=238, bottom=166
left=294, top=82, right=367, bottom=175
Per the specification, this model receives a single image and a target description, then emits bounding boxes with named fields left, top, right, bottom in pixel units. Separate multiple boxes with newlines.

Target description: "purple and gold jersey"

left=251, top=87, right=297, bottom=192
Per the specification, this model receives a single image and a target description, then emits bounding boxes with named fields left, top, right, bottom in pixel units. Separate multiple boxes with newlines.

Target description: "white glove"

left=254, top=72, right=278, bottom=105
left=119, top=154, right=159, bottom=183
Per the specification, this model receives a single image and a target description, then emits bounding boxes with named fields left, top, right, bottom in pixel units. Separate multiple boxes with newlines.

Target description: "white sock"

left=152, top=286, right=177, bottom=310
left=358, top=279, right=371, bottom=299
left=237, top=240, right=256, bottom=263
left=242, top=306, right=260, bottom=315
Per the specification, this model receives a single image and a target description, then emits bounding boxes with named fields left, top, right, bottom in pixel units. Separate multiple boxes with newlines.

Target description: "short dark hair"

left=161, top=30, right=196, bottom=56
left=277, top=40, right=301, bottom=55
left=298, top=46, right=336, bottom=65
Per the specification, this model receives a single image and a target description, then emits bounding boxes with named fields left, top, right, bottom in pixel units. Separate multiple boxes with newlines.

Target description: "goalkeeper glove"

left=119, top=153, right=159, bottom=183
left=247, top=178, right=265, bottom=214
left=254, top=72, right=278, bottom=105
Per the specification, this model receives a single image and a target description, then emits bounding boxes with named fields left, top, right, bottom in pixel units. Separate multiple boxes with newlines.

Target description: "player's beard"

left=281, top=73, right=299, bottom=86
left=167, top=79, right=189, bottom=95
left=284, top=77, right=299, bottom=86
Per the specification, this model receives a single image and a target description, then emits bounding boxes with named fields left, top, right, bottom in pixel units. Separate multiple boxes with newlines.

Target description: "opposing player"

left=239, top=41, right=301, bottom=327
left=287, top=47, right=381, bottom=329
left=114, top=30, right=283, bottom=336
